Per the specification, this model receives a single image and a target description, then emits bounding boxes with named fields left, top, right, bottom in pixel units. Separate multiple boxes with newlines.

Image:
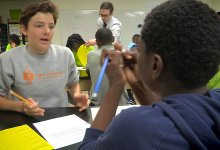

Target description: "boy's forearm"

left=0, top=96, right=23, bottom=112
left=91, top=81, right=125, bottom=131
left=68, top=83, right=81, bottom=99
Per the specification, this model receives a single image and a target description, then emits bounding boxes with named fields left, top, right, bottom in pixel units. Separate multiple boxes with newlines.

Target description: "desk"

left=0, top=107, right=93, bottom=150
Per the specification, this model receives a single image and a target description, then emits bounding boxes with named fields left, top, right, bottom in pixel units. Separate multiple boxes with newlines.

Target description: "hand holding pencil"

left=100, top=49, right=126, bottom=86
left=92, top=43, right=124, bottom=97
left=10, top=90, right=45, bottom=116
left=10, top=90, right=32, bottom=104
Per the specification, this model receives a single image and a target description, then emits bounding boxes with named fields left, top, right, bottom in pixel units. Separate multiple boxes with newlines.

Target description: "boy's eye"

left=36, top=24, right=43, bottom=28
left=49, top=25, right=55, bottom=29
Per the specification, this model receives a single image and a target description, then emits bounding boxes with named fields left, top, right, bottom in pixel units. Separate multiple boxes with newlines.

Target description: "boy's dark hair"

left=66, top=34, right=85, bottom=50
left=100, top=2, right=114, bottom=14
left=20, top=1, right=58, bottom=28
left=141, top=0, right=220, bottom=88
left=9, top=34, right=21, bottom=46
left=95, top=27, right=113, bottom=47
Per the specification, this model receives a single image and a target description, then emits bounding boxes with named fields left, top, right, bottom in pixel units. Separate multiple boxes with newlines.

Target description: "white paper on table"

left=33, top=114, right=90, bottom=149
left=91, top=105, right=139, bottom=120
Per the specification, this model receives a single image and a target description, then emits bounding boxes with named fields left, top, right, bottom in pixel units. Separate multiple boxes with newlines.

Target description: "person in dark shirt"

left=78, top=0, right=220, bottom=149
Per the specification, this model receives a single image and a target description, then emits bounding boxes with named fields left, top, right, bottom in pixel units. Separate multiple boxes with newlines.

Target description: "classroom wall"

left=0, top=0, right=46, bottom=23
left=51, top=0, right=168, bottom=45
left=0, top=0, right=217, bottom=46
left=50, top=0, right=219, bottom=45
left=211, top=0, right=220, bottom=11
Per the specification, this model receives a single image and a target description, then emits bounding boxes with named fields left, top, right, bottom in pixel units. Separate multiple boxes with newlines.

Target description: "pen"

left=10, top=90, right=31, bottom=104
left=92, top=57, right=109, bottom=98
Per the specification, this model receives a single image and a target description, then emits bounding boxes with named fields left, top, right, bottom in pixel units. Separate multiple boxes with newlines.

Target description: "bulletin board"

left=60, top=9, right=145, bottom=48
left=8, top=23, right=22, bottom=36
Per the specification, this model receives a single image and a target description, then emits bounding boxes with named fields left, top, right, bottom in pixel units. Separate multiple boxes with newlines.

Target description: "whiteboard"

left=60, top=9, right=145, bottom=48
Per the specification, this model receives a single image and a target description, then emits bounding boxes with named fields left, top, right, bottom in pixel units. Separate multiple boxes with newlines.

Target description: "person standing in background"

left=85, top=1, right=122, bottom=46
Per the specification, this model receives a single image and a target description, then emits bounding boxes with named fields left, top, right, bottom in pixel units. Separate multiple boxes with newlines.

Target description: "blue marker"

left=92, top=57, right=109, bottom=98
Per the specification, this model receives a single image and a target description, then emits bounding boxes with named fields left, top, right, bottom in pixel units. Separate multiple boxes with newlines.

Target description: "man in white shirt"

left=86, top=2, right=122, bottom=46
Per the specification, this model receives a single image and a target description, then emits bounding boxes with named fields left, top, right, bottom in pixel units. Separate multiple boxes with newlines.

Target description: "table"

left=0, top=107, right=93, bottom=150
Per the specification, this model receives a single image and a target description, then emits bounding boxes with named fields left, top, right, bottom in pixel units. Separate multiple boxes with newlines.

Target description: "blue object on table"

left=92, top=57, right=109, bottom=98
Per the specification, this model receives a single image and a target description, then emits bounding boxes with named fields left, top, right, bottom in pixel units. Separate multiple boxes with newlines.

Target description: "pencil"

left=92, top=57, right=109, bottom=98
left=10, top=90, right=31, bottom=104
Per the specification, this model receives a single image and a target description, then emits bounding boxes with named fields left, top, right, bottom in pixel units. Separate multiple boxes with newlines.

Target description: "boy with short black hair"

left=86, top=27, right=129, bottom=106
left=79, top=0, right=220, bottom=149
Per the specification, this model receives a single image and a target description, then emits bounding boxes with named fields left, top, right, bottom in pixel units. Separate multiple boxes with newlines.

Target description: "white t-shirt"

left=97, top=16, right=122, bottom=43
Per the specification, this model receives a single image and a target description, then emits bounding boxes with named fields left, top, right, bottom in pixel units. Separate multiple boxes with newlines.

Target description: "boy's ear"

left=20, top=25, right=27, bottom=36
left=96, top=40, right=100, bottom=47
left=152, top=54, right=163, bottom=79
left=112, top=36, right=114, bottom=42
left=11, top=43, right=16, bottom=48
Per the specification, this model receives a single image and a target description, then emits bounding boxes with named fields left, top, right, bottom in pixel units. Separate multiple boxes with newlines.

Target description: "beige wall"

left=0, top=0, right=46, bottom=23
left=0, top=0, right=217, bottom=45
left=51, top=0, right=167, bottom=45
left=51, top=0, right=216, bottom=45
left=211, top=0, right=220, bottom=10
